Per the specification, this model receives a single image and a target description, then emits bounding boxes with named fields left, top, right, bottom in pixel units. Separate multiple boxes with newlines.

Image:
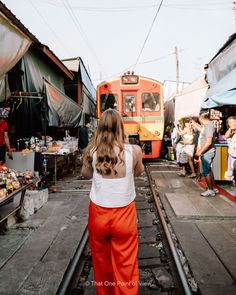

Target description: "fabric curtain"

left=204, top=38, right=236, bottom=108
left=0, top=74, right=10, bottom=101
left=0, top=12, right=31, bottom=80
left=201, top=88, right=236, bottom=109
left=45, top=80, right=83, bottom=127
left=21, top=49, right=65, bottom=93
left=207, top=39, right=236, bottom=94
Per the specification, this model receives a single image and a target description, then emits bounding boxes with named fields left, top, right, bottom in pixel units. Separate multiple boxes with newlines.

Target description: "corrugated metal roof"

left=63, top=57, right=80, bottom=72
left=62, top=57, right=96, bottom=100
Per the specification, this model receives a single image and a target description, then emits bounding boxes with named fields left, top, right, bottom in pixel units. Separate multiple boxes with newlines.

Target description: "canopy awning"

left=45, top=80, right=83, bottom=127
left=175, top=87, right=207, bottom=120
left=201, top=88, right=236, bottom=109
left=175, top=76, right=208, bottom=120
left=0, top=12, right=31, bottom=80
left=203, top=35, right=236, bottom=109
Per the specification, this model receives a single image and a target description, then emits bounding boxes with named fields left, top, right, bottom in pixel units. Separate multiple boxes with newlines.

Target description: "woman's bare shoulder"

left=132, top=144, right=143, bottom=156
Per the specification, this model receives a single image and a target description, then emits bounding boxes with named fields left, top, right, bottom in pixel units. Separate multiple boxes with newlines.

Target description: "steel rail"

left=145, top=164, right=192, bottom=295
left=57, top=226, right=89, bottom=295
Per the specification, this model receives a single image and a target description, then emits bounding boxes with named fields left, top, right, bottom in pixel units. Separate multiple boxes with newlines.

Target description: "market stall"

left=0, top=166, right=37, bottom=230
left=5, top=135, right=78, bottom=181
left=201, top=33, right=236, bottom=182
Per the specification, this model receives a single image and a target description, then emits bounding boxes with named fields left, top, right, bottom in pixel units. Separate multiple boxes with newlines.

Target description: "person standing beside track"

left=176, top=119, right=196, bottom=178
left=81, top=108, right=144, bottom=295
left=0, top=106, right=13, bottom=163
left=191, top=112, right=218, bottom=197
left=224, top=116, right=236, bottom=185
left=78, top=120, right=91, bottom=154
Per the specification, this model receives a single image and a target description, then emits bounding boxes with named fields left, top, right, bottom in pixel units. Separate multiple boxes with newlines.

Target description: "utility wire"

left=38, top=0, right=229, bottom=12
left=92, top=50, right=178, bottom=82
left=28, top=0, right=72, bottom=56
left=132, top=0, right=164, bottom=71
left=61, top=0, right=105, bottom=75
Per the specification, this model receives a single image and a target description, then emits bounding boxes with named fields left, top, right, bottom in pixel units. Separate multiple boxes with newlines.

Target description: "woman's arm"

left=81, top=162, right=93, bottom=179
left=224, top=128, right=233, bottom=139
left=176, top=126, right=186, bottom=136
left=81, top=150, right=93, bottom=179
left=4, top=132, right=13, bottom=158
left=190, top=120, right=202, bottom=132
left=133, top=145, right=144, bottom=177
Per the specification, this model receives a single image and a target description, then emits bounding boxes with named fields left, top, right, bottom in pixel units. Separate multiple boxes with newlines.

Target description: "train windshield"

left=124, top=94, right=136, bottom=112
left=100, top=93, right=118, bottom=112
left=142, top=92, right=160, bottom=111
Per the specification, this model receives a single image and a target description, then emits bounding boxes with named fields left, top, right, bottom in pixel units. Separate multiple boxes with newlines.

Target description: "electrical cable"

left=61, top=0, right=105, bottom=75
left=38, top=0, right=229, bottom=12
left=28, top=0, right=73, bottom=56
left=92, top=50, right=179, bottom=82
left=132, top=0, right=164, bottom=71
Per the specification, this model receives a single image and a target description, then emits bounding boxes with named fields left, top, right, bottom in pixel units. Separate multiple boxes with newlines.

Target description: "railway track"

left=57, top=161, right=198, bottom=295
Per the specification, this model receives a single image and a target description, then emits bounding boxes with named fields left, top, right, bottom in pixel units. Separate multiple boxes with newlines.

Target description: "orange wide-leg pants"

left=88, top=200, right=139, bottom=295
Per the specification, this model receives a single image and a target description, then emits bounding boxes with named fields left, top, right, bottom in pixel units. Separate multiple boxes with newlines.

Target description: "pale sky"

left=2, top=0, right=234, bottom=86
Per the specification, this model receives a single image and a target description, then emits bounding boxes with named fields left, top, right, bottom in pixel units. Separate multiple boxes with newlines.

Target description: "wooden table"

left=42, top=151, right=78, bottom=185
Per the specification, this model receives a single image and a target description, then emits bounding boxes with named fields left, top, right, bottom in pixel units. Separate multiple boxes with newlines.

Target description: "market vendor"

left=0, top=106, right=13, bottom=163
left=78, top=120, right=91, bottom=154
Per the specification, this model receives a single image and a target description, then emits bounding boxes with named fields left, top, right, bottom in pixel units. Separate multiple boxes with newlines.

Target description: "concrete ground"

left=149, top=162, right=236, bottom=295
left=0, top=173, right=91, bottom=294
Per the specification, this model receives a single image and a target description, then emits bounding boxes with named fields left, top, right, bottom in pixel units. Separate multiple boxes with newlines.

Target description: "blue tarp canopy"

left=202, top=34, right=236, bottom=109
left=201, top=88, right=236, bottom=109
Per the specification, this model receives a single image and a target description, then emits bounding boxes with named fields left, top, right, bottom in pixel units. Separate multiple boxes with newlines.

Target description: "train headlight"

left=155, top=131, right=160, bottom=136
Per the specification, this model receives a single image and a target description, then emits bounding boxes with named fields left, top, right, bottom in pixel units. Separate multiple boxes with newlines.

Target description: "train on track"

left=96, top=72, right=164, bottom=158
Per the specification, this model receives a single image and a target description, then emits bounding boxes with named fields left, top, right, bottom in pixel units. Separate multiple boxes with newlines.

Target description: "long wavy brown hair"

left=83, top=109, right=127, bottom=175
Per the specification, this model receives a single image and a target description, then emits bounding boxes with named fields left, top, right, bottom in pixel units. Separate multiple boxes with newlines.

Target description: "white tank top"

left=90, top=144, right=136, bottom=208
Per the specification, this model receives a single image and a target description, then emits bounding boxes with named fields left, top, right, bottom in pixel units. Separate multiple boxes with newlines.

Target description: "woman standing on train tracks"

left=82, top=108, right=144, bottom=295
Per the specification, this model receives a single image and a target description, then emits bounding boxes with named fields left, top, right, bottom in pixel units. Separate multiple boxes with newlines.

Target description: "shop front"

left=201, top=34, right=236, bottom=187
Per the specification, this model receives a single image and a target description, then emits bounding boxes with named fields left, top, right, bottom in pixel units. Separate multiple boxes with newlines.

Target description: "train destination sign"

left=121, top=75, right=139, bottom=85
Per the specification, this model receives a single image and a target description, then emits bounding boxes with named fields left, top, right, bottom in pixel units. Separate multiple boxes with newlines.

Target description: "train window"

left=124, top=95, right=136, bottom=112
left=142, top=93, right=160, bottom=111
left=100, top=94, right=118, bottom=112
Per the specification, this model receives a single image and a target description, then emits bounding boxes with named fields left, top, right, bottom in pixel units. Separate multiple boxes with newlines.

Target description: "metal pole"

left=175, top=46, right=180, bottom=94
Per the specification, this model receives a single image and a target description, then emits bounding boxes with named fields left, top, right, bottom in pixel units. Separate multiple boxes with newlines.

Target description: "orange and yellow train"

left=96, top=72, right=164, bottom=158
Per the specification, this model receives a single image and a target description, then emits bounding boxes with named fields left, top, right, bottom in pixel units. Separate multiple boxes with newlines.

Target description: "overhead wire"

left=27, top=0, right=73, bottom=56
left=132, top=0, right=164, bottom=71
left=61, top=0, right=105, bottom=75
left=34, top=0, right=230, bottom=83
left=92, top=50, right=179, bottom=82
left=38, top=0, right=229, bottom=12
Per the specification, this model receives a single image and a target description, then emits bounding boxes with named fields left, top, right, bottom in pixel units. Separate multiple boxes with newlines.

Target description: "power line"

left=28, top=0, right=72, bottom=56
left=38, top=0, right=229, bottom=12
left=92, top=50, right=177, bottom=82
left=61, top=0, right=105, bottom=75
left=132, top=0, right=164, bottom=71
